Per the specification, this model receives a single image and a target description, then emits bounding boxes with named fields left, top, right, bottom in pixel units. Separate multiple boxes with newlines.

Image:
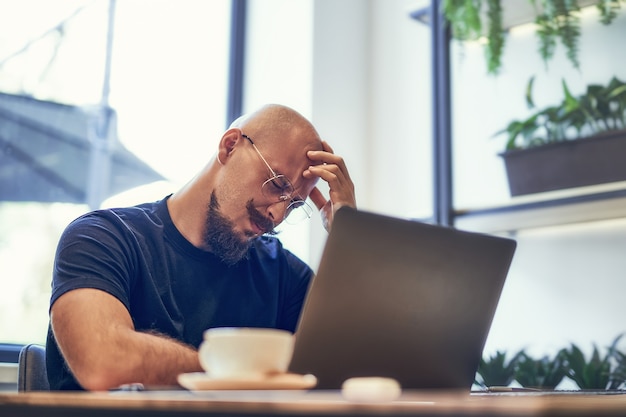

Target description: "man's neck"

left=167, top=164, right=217, bottom=249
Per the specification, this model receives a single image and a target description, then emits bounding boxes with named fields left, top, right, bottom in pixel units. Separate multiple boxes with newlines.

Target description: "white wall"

left=309, top=0, right=433, bottom=265
left=489, top=218, right=626, bottom=359
left=312, top=0, right=433, bottom=217
left=309, top=0, right=371, bottom=266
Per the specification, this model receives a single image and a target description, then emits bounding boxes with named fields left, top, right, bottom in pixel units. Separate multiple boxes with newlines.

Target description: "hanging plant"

left=441, top=0, right=625, bottom=75
left=484, top=0, right=505, bottom=74
left=597, top=0, right=624, bottom=23
left=442, top=0, right=505, bottom=75
left=531, top=0, right=582, bottom=69
left=442, top=0, right=483, bottom=41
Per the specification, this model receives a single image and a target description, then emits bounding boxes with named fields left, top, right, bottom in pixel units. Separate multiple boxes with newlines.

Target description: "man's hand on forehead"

left=303, top=141, right=356, bottom=232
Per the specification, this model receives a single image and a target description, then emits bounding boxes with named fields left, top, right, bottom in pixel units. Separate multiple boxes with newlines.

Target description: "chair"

left=17, top=344, right=49, bottom=392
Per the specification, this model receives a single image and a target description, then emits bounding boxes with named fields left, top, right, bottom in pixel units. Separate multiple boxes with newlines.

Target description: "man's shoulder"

left=71, top=199, right=165, bottom=226
left=62, top=198, right=167, bottom=241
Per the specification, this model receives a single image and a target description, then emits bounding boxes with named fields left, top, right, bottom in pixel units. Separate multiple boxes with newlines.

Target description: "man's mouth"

left=250, top=221, right=264, bottom=235
left=246, top=200, right=277, bottom=236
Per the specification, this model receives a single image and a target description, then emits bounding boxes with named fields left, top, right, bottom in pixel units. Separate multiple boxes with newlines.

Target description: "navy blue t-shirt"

left=46, top=196, right=313, bottom=390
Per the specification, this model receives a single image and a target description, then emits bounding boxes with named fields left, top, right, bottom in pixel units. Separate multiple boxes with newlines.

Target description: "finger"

left=321, top=140, right=334, bottom=154
left=308, top=187, right=328, bottom=211
left=308, top=165, right=340, bottom=187
left=307, top=141, right=339, bottom=165
left=307, top=153, right=351, bottom=183
left=309, top=170, right=355, bottom=209
left=308, top=163, right=349, bottom=191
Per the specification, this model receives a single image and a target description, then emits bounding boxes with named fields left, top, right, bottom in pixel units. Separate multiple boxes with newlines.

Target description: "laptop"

left=289, top=206, right=516, bottom=390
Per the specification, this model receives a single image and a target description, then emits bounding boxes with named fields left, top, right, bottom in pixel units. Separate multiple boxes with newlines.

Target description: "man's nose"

left=266, top=200, right=288, bottom=224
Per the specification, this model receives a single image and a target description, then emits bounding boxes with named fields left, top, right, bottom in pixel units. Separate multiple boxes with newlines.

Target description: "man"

left=47, top=104, right=356, bottom=391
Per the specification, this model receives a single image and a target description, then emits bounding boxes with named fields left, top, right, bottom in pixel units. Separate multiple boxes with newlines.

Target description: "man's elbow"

left=72, top=361, right=133, bottom=391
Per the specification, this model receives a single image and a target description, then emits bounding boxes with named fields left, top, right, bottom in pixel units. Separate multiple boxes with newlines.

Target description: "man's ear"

left=218, top=128, right=241, bottom=164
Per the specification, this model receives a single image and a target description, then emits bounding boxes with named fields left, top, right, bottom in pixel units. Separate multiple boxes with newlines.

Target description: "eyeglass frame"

left=241, top=133, right=313, bottom=223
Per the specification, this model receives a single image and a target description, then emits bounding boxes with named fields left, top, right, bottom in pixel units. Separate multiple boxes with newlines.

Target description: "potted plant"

left=475, top=349, right=525, bottom=389
left=476, top=334, right=626, bottom=391
left=610, top=344, right=626, bottom=389
left=514, top=350, right=568, bottom=389
left=561, top=335, right=626, bottom=390
left=495, top=76, right=626, bottom=196
left=442, top=0, right=625, bottom=75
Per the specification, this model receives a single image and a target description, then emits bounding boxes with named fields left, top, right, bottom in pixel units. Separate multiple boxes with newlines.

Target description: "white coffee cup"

left=199, top=327, right=295, bottom=379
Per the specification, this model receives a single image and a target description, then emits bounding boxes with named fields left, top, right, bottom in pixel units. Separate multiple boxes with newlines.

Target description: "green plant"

left=475, top=349, right=525, bottom=388
left=610, top=348, right=626, bottom=389
left=515, top=350, right=567, bottom=389
left=597, top=0, right=624, bottom=24
left=484, top=0, right=505, bottom=74
left=532, top=0, right=582, bottom=70
left=441, top=0, right=625, bottom=75
left=442, top=0, right=482, bottom=41
left=442, top=0, right=505, bottom=75
left=495, top=76, right=626, bottom=151
left=478, top=335, right=626, bottom=391
left=561, top=335, right=625, bottom=390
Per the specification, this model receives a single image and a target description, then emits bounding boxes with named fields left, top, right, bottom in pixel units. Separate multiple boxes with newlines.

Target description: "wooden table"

left=1, top=390, right=626, bottom=417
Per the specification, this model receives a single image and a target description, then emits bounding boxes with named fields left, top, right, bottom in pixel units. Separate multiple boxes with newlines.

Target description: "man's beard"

left=203, top=192, right=276, bottom=266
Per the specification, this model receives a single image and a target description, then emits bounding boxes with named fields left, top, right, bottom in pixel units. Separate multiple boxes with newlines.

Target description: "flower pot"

left=500, top=130, right=626, bottom=196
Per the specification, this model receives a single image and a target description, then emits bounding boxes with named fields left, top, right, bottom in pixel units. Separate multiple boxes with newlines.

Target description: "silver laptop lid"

left=289, top=207, right=516, bottom=390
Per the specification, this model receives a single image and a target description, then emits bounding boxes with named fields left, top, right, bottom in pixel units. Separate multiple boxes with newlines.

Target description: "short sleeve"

left=50, top=211, right=139, bottom=312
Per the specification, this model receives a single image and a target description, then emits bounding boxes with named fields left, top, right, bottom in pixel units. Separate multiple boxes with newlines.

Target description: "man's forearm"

left=78, top=328, right=202, bottom=391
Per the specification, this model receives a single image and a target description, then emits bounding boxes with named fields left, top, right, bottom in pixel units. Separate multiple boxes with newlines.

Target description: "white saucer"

left=177, top=372, right=318, bottom=391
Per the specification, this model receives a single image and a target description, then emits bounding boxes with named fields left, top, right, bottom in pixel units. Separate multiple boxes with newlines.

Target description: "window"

left=0, top=0, right=231, bottom=344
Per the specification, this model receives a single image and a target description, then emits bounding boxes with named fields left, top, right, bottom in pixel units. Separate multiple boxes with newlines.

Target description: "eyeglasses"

left=242, top=133, right=313, bottom=224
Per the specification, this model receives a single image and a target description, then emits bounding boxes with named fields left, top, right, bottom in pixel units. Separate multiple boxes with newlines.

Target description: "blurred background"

left=1, top=0, right=625, bottom=388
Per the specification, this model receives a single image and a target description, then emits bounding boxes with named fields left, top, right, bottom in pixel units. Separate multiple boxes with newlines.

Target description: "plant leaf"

left=525, top=76, right=536, bottom=109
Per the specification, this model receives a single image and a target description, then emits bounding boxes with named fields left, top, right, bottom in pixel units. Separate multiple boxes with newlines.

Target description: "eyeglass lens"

left=261, top=177, right=312, bottom=224
left=243, top=133, right=313, bottom=224
left=284, top=199, right=313, bottom=224
left=262, top=176, right=293, bottom=201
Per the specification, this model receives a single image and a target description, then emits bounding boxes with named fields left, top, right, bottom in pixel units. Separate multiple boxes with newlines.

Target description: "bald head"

left=230, top=104, right=322, bottom=150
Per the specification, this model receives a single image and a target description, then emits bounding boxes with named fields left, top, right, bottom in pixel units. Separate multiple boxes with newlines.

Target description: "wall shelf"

left=454, top=182, right=626, bottom=234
